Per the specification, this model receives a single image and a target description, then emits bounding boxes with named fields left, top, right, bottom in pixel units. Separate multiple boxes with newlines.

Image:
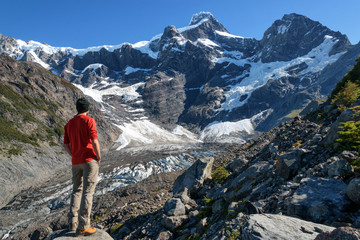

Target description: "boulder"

left=164, top=198, right=186, bottom=216
left=285, top=177, right=349, bottom=222
left=224, top=161, right=273, bottom=201
left=314, top=227, right=360, bottom=240
left=347, top=178, right=360, bottom=204
left=326, top=157, right=353, bottom=178
left=173, top=157, right=214, bottom=196
left=43, top=229, right=113, bottom=240
left=161, top=215, right=188, bottom=232
left=241, top=214, right=335, bottom=240
left=276, top=149, right=309, bottom=180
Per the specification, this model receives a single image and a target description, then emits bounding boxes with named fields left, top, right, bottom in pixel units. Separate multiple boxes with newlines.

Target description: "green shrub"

left=336, top=120, right=360, bottom=151
left=226, top=230, right=240, bottom=240
left=330, top=56, right=360, bottom=110
left=212, top=166, right=229, bottom=183
left=331, top=81, right=360, bottom=111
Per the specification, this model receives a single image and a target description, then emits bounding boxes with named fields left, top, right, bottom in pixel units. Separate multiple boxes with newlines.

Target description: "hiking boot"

left=76, top=227, right=97, bottom=236
left=69, top=222, right=78, bottom=232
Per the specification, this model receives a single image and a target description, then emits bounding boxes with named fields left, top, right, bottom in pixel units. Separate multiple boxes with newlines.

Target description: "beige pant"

left=68, top=159, right=99, bottom=230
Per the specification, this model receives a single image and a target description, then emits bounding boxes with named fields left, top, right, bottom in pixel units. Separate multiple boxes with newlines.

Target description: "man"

left=63, top=98, right=101, bottom=236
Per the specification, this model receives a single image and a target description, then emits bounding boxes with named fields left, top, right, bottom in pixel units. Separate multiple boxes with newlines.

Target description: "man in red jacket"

left=63, top=98, right=101, bottom=236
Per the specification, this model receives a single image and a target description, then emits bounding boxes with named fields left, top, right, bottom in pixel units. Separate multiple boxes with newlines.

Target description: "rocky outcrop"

left=284, top=177, right=349, bottom=222
left=315, top=227, right=360, bottom=240
left=43, top=229, right=113, bottom=240
left=172, top=157, right=214, bottom=196
left=242, top=214, right=335, bottom=240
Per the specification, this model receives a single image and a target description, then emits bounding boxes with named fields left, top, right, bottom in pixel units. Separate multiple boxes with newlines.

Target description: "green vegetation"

left=211, top=166, right=229, bottom=183
left=330, top=56, right=360, bottom=111
left=331, top=81, right=360, bottom=111
left=226, top=230, right=240, bottom=240
left=7, top=145, right=23, bottom=157
left=0, top=82, right=65, bottom=146
left=284, top=108, right=302, bottom=119
left=0, top=118, right=36, bottom=145
left=337, top=121, right=360, bottom=151
left=110, top=222, right=123, bottom=234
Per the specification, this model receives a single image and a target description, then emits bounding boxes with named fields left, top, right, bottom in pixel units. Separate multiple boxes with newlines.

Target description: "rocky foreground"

left=104, top=114, right=360, bottom=240
left=9, top=100, right=359, bottom=240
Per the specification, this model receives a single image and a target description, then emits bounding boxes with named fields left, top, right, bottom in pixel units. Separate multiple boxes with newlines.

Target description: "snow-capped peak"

left=189, top=12, right=214, bottom=25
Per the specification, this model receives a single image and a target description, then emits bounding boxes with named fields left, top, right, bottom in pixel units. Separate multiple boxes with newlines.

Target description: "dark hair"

left=76, top=98, right=90, bottom=113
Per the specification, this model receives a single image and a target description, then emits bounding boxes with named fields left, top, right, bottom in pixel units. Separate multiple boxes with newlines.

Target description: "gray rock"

left=276, top=149, right=309, bottom=180
left=339, top=151, right=359, bottom=162
left=326, top=157, right=353, bottom=177
left=43, top=229, right=113, bottom=240
left=161, top=215, right=188, bottom=232
left=155, top=230, right=173, bottom=240
left=241, top=214, right=335, bottom=240
left=224, top=161, right=273, bottom=202
left=314, top=227, right=360, bottom=240
left=164, top=198, right=186, bottom=216
left=285, top=177, right=349, bottom=222
left=173, top=157, right=214, bottom=196
left=228, top=158, right=248, bottom=174
left=347, top=178, right=360, bottom=204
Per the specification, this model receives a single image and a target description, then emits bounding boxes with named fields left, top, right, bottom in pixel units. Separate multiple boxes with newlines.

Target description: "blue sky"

left=1, top=0, right=359, bottom=48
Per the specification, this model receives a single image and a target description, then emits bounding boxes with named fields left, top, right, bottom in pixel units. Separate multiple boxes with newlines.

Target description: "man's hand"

left=63, top=143, right=72, bottom=156
left=91, top=139, right=101, bottom=163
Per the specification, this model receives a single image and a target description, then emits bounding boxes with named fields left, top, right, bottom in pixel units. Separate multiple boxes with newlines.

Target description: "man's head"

left=76, top=98, right=90, bottom=114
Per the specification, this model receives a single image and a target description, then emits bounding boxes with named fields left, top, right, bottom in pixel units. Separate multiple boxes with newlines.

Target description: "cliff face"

left=0, top=55, right=120, bottom=207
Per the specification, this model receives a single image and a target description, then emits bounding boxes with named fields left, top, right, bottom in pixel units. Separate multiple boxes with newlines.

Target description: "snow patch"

left=215, top=30, right=244, bottom=39
left=277, top=24, right=290, bottom=34
left=132, top=41, right=159, bottom=59
left=172, top=125, right=202, bottom=142
left=200, top=119, right=254, bottom=140
left=81, top=63, right=103, bottom=73
left=28, top=50, right=50, bottom=69
left=189, top=12, right=213, bottom=25
left=124, top=66, right=152, bottom=75
left=195, top=38, right=220, bottom=48
left=73, top=82, right=144, bottom=103
left=114, top=120, right=200, bottom=150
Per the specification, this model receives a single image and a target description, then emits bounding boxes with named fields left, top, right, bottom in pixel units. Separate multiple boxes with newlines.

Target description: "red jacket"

left=64, top=114, right=98, bottom=165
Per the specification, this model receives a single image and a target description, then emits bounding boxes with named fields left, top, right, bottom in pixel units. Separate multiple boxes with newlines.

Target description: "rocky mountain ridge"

left=1, top=12, right=360, bottom=144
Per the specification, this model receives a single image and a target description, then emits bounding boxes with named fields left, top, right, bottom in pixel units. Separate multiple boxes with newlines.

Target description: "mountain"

left=0, top=12, right=359, bottom=144
left=0, top=54, right=120, bottom=207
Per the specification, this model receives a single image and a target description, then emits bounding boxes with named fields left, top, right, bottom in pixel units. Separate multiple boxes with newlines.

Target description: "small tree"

left=337, top=121, right=360, bottom=151
left=211, top=166, right=229, bottom=183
